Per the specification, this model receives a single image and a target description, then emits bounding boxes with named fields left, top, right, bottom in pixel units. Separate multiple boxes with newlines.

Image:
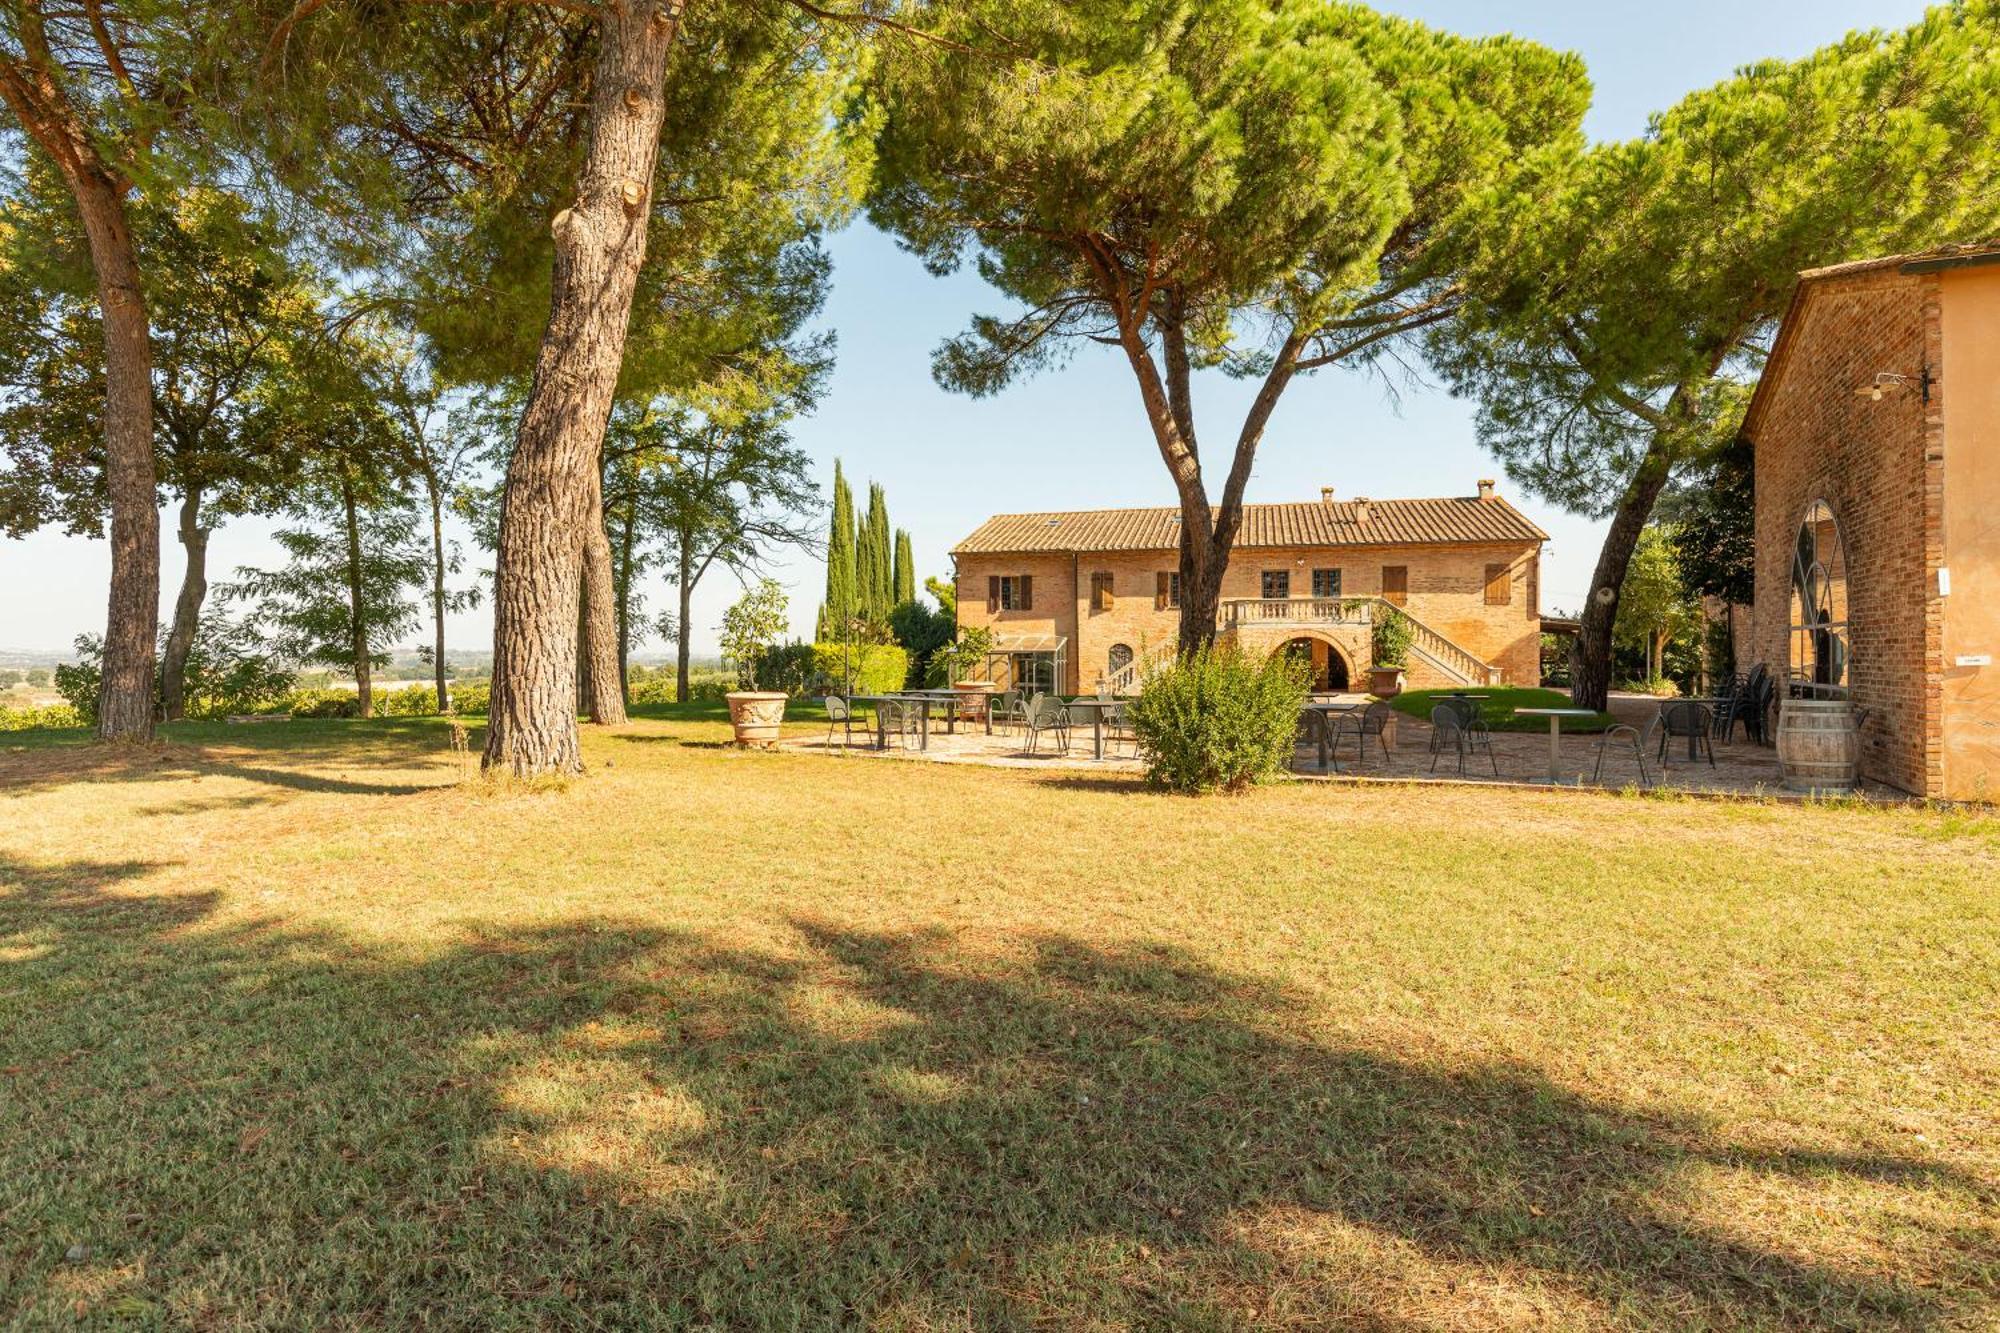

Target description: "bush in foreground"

left=1127, top=643, right=1309, bottom=794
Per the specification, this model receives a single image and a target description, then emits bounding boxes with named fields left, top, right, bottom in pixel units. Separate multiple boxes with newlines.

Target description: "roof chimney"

left=1319, top=486, right=1335, bottom=504
left=1476, top=478, right=1496, bottom=501
left=1353, top=496, right=1372, bottom=524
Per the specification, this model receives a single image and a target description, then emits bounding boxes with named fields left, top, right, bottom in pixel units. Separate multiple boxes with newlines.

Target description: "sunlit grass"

left=1, top=710, right=1995, bottom=1327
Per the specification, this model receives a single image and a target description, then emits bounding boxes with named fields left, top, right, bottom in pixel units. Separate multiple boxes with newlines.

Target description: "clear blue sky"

left=0, top=1, right=1933, bottom=660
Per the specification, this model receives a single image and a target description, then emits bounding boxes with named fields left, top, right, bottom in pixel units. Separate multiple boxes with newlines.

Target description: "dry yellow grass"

left=1, top=709, right=1996, bottom=1328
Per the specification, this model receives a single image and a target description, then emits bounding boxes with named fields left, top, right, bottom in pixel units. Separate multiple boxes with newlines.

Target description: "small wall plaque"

left=1955, top=654, right=1992, bottom=667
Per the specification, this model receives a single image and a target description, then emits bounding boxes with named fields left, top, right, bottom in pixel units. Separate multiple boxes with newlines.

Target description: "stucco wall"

left=1940, top=266, right=2000, bottom=800
left=956, top=536, right=1542, bottom=693
left=1749, top=267, right=1942, bottom=796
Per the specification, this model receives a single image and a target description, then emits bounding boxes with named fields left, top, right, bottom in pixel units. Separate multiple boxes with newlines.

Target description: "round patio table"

left=1512, top=707, right=1599, bottom=785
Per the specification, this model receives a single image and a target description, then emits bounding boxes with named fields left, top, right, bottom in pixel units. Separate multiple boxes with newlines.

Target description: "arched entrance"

left=1277, top=636, right=1351, bottom=691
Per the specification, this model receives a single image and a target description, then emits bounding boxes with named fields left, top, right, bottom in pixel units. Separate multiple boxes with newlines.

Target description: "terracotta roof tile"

left=952, top=495, right=1548, bottom=555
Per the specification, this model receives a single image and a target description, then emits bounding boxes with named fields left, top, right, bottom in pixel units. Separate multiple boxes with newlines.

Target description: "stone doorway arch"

left=1277, top=635, right=1353, bottom=691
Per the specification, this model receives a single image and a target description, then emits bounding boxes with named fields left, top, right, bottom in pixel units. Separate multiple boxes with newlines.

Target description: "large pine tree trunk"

left=581, top=493, right=627, bottom=724
left=676, top=546, right=694, bottom=703
left=1572, top=436, right=1674, bottom=712
left=427, top=476, right=450, bottom=713
left=482, top=0, right=683, bottom=776
left=76, top=170, right=159, bottom=740
left=160, top=488, right=208, bottom=721
left=341, top=473, right=373, bottom=719
left=614, top=496, right=636, bottom=704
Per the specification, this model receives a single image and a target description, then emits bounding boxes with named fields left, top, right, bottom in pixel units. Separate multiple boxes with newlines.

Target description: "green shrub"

left=1127, top=644, right=1310, bottom=794
left=1371, top=608, right=1414, bottom=668
left=925, top=626, right=992, bottom=687
left=290, top=690, right=361, bottom=718
left=444, top=681, right=489, bottom=715
left=753, top=642, right=909, bottom=697
left=0, top=704, right=85, bottom=731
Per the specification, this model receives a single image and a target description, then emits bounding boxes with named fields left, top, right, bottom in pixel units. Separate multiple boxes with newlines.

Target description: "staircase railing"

left=1371, top=600, right=1497, bottom=686
left=1098, top=637, right=1173, bottom=695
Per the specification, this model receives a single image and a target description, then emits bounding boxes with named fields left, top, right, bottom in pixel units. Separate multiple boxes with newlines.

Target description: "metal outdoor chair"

left=1105, top=700, right=1139, bottom=758
left=1429, top=703, right=1499, bottom=778
left=1591, top=723, right=1652, bottom=787
left=823, top=695, right=864, bottom=750
left=876, top=699, right=923, bottom=751
left=988, top=690, right=1025, bottom=735
left=1650, top=700, right=1716, bottom=767
left=1719, top=664, right=1771, bottom=745
left=1023, top=694, right=1071, bottom=756
left=1352, top=700, right=1400, bottom=764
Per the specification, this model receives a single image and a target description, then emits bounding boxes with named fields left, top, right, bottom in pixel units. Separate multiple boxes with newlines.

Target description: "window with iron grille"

left=1261, top=570, right=1290, bottom=599
left=1311, top=568, right=1341, bottom=598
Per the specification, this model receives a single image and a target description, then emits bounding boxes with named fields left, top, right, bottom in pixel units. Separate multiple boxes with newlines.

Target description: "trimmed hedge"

left=755, top=642, right=908, bottom=697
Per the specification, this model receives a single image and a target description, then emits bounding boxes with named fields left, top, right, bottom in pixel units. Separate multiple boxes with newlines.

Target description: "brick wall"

left=956, top=538, right=1542, bottom=693
left=1749, top=268, right=1941, bottom=796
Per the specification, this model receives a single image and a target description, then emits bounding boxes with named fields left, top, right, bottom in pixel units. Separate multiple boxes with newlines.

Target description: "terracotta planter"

left=951, top=680, right=997, bottom=720
left=1368, top=667, right=1406, bottom=698
left=724, top=691, right=787, bottom=748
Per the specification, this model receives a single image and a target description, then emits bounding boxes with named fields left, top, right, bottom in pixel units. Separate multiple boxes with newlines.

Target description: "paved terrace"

left=780, top=694, right=1912, bottom=802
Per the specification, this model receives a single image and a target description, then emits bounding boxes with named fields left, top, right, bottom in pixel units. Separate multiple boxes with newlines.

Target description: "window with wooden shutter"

left=1485, top=563, right=1511, bottom=606
left=987, top=575, right=1000, bottom=613
left=1311, top=568, right=1341, bottom=598
left=1018, top=574, right=1032, bottom=610
left=1260, top=570, right=1290, bottom=600
left=1381, top=565, right=1408, bottom=606
left=1090, top=571, right=1113, bottom=612
left=1155, top=571, right=1169, bottom=610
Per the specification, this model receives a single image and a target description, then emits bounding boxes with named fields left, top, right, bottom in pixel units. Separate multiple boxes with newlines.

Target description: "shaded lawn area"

left=1392, top=685, right=1619, bottom=734
left=1, top=716, right=1997, bottom=1327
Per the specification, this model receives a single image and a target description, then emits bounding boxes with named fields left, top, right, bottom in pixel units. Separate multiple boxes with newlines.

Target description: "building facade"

left=1744, top=242, right=2000, bottom=800
left=951, top=485, right=1547, bottom=696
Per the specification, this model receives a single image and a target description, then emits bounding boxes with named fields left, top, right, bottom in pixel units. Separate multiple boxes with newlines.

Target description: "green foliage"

left=51, top=619, right=293, bottom=722
left=757, top=642, right=910, bottom=697
left=1371, top=609, right=1415, bottom=668
left=820, top=461, right=857, bottom=641
left=0, top=703, right=84, bottom=732
left=0, top=670, right=20, bottom=689
left=888, top=596, right=955, bottom=687
left=1614, top=527, right=1701, bottom=682
left=1438, top=7, right=2000, bottom=517
left=25, top=668, right=51, bottom=688
left=1127, top=644, right=1310, bottom=795
left=224, top=484, right=428, bottom=677
left=859, top=482, right=893, bottom=625
left=926, top=626, right=994, bottom=688
left=892, top=530, right=915, bottom=606
left=720, top=579, right=792, bottom=690
left=1669, top=436, right=1756, bottom=606
left=924, top=574, right=957, bottom=621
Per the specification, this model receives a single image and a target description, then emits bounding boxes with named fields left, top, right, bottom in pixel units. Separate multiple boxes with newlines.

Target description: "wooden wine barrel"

left=1776, top=698, right=1860, bottom=792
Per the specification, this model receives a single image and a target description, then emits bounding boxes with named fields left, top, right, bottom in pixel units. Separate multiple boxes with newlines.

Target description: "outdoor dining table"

left=896, top=688, right=992, bottom=736
left=1061, top=698, right=1131, bottom=761
left=1670, top=697, right=1726, bottom=759
left=1299, top=700, right=1362, bottom=772
left=1512, top=706, right=1599, bottom=785
left=846, top=692, right=989, bottom=752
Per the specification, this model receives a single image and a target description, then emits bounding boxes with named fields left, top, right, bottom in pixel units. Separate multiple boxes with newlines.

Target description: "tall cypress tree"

left=861, top=481, right=893, bottom=623
left=893, top=528, right=915, bottom=605
left=821, top=460, right=857, bottom=642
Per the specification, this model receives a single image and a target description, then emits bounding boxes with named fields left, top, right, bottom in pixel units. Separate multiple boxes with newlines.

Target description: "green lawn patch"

left=1391, top=685, right=1617, bottom=733
left=1, top=716, right=1994, bottom=1326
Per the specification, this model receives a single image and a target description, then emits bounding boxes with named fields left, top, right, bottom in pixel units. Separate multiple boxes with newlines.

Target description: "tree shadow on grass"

left=0, top=725, right=461, bottom=800
left=0, top=875, right=1986, bottom=1327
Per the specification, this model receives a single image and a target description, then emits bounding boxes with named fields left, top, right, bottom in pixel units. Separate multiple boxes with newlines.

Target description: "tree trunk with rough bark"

left=340, top=473, right=373, bottom=719
left=482, top=0, right=684, bottom=776
left=426, top=475, right=450, bottom=713
left=160, top=488, right=208, bottom=721
left=614, top=497, right=636, bottom=705
left=1571, top=436, right=1674, bottom=712
left=676, top=543, right=694, bottom=704
left=581, top=495, right=626, bottom=724
left=77, top=169, right=159, bottom=739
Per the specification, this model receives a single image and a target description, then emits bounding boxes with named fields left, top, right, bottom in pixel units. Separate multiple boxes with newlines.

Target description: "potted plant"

left=720, top=579, right=791, bottom=748
left=1369, top=607, right=1413, bottom=697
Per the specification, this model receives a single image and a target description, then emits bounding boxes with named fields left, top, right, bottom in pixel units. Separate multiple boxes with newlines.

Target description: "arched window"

left=1108, top=643, right=1134, bottom=678
left=1789, top=499, right=1850, bottom=696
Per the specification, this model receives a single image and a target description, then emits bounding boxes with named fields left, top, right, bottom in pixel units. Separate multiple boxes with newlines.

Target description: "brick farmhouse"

left=1744, top=241, right=2000, bottom=800
left=951, top=484, right=1547, bottom=696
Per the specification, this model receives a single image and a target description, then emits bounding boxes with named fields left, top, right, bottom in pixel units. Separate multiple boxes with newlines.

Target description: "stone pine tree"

left=820, top=460, right=858, bottom=643
left=258, top=0, right=874, bottom=776
left=0, top=4, right=244, bottom=740
left=0, top=184, right=322, bottom=720
left=1436, top=3, right=2000, bottom=710
left=892, top=529, right=914, bottom=606
left=864, top=0, right=1588, bottom=655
